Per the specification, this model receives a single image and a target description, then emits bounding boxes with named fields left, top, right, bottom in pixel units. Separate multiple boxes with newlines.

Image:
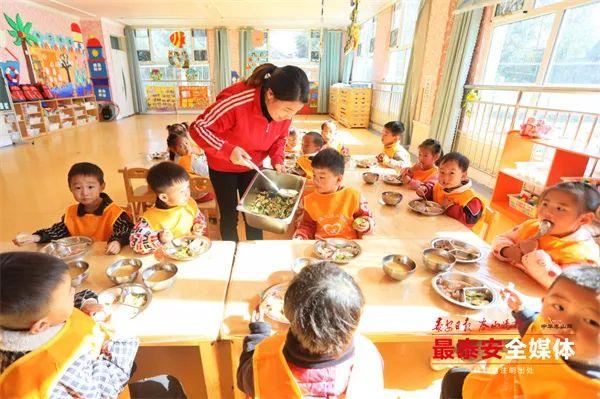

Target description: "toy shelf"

left=13, top=95, right=98, bottom=140
left=491, top=131, right=599, bottom=224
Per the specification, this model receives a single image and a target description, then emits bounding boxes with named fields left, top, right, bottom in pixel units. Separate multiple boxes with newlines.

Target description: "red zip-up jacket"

left=189, top=82, right=291, bottom=173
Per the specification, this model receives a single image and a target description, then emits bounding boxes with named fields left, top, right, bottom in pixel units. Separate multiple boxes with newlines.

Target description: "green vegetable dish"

left=248, top=191, right=296, bottom=219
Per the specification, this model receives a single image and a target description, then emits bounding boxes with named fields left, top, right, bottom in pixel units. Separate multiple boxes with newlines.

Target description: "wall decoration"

left=343, top=0, right=361, bottom=54
left=246, top=49, right=268, bottom=74
left=86, top=37, right=110, bottom=100
left=4, top=62, right=20, bottom=85
left=169, top=31, right=186, bottom=48
left=309, top=81, right=319, bottom=108
left=251, top=30, right=265, bottom=48
left=146, top=85, right=176, bottom=110
left=71, top=23, right=83, bottom=44
left=185, top=68, right=198, bottom=81
left=4, top=13, right=39, bottom=84
left=59, top=53, right=72, bottom=82
left=231, top=70, right=240, bottom=83
left=150, top=68, right=163, bottom=81
left=179, top=85, right=209, bottom=109
left=168, top=50, right=189, bottom=68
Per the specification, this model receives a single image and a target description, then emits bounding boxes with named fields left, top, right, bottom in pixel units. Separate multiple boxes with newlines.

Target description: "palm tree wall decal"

left=4, top=13, right=39, bottom=84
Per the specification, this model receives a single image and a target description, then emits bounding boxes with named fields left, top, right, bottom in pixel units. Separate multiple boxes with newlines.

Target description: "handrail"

left=464, top=84, right=600, bottom=93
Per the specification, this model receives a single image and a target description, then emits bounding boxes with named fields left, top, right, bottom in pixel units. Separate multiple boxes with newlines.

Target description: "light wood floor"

left=0, top=114, right=468, bottom=398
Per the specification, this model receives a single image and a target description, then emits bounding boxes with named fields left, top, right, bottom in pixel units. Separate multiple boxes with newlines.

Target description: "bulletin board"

left=146, top=85, right=177, bottom=110
left=179, top=86, right=209, bottom=109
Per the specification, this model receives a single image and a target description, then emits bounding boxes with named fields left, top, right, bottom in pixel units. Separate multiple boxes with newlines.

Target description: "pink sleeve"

left=129, top=218, right=162, bottom=255
left=492, top=224, right=521, bottom=261
left=408, top=178, right=422, bottom=190
left=353, top=194, right=375, bottom=236
left=189, top=98, right=237, bottom=162
left=420, top=181, right=435, bottom=200
left=194, top=209, right=208, bottom=236
left=293, top=211, right=316, bottom=240
left=521, top=250, right=562, bottom=289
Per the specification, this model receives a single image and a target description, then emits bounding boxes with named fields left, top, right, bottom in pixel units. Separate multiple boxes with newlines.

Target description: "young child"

left=493, top=182, right=600, bottom=289
left=285, top=127, right=300, bottom=153
left=440, top=265, right=600, bottom=399
left=295, top=131, right=324, bottom=179
left=130, top=162, right=207, bottom=254
left=321, top=120, right=349, bottom=156
left=376, top=121, right=412, bottom=169
left=399, top=138, right=442, bottom=190
left=13, top=162, right=133, bottom=255
left=0, top=252, right=186, bottom=399
left=237, top=262, right=384, bottom=398
left=417, top=152, right=483, bottom=228
left=166, top=132, right=214, bottom=203
left=294, top=148, right=374, bottom=239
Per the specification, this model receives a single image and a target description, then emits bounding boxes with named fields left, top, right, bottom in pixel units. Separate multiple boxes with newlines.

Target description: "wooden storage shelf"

left=330, top=86, right=372, bottom=129
left=491, top=131, right=599, bottom=226
left=13, top=95, right=98, bottom=140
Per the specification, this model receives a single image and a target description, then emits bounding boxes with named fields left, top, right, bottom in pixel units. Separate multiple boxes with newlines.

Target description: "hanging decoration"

left=169, top=31, right=186, bottom=48
left=343, top=0, right=361, bottom=54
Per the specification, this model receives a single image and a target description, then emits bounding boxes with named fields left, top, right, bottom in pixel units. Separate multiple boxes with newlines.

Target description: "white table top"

left=221, top=237, right=546, bottom=340
left=1, top=241, right=236, bottom=344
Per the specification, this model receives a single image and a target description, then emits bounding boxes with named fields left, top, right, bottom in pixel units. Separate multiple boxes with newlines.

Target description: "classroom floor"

left=0, top=114, right=471, bottom=398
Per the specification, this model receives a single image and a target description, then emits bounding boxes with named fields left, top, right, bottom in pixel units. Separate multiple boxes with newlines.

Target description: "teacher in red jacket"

left=189, top=64, right=309, bottom=241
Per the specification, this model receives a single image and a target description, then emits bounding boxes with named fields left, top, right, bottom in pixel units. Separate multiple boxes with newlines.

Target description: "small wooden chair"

left=190, top=176, right=219, bottom=225
left=476, top=205, right=497, bottom=242
left=120, top=167, right=156, bottom=222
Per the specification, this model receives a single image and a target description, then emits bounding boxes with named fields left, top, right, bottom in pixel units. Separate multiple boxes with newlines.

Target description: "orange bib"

left=303, top=188, right=360, bottom=239
left=432, top=183, right=477, bottom=207
left=253, top=333, right=383, bottom=399
left=516, top=219, right=600, bottom=265
left=177, top=154, right=194, bottom=175
left=463, top=316, right=600, bottom=399
left=142, top=198, right=198, bottom=238
left=64, top=202, right=123, bottom=242
left=0, top=309, right=130, bottom=399
left=296, top=156, right=313, bottom=179
left=412, top=165, right=438, bottom=182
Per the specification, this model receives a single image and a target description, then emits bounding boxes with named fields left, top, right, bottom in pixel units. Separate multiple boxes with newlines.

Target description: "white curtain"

left=215, top=28, right=231, bottom=93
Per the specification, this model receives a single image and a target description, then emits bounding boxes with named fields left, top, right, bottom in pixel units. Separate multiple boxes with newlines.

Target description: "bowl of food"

left=39, top=236, right=93, bottom=262
left=422, top=248, right=456, bottom=273
left=98, top=283, right=152, bottom=319
left=106, top=258, right=142, bottom=285
left=356, top=158, right=377, bottom=168
left=382, top=174, right=404, bottom=186
left=292, top=257, right=319, bottom=274
left=68, top=260, right=89, bottom=287
left=382, top=255, right=416, bottom=281
left=142, top=262, right=178, bottom=291
left=408, top=199, right=445, bottom=216
left=382, top=191, right=403, bottom=206
left=432, top=272, right=497, bottom=310
left=362, top=172, right=380, bottom=184
left=430, top=237, right=482, bottom=263
left=313, top=239, right=361, bottom=264
left=164, top=235, right=211, bottom=261
left=259, top=283, right=288, bottom=324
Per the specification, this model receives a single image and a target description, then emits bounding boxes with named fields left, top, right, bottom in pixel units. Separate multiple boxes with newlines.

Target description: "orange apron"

left=64, top=202, right=123, bottom=241
left=0, top=309, right=131, bottom=399
left=296, top=156, right=313, bottom=179
left=463, top=316, right=600, bottom=399
left=412, top=165, right=438, bottom=182
left=253, top=333, right=383, bottom=399
left=143, top=198, right=198, bottom=238
left=303, top=188, right=360, bottom=239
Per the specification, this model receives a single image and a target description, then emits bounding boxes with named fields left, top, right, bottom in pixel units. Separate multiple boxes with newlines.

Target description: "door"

left=110, top=38, right=134, bottom=118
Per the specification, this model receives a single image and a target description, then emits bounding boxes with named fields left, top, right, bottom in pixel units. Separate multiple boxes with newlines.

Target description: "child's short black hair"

left=166, top=132, right=185, bottom=161
left=384, top=121, right=405, bottom=137
left=311, top=148, right=344, bottom=176
left=0, top=252, right=69, bottom=329
left=550, top=265, right=600, bottom=293
left=304, top=131, right=324, bottom=148
left=67, top=162, right=104, bottom=185
left=288, top=127, right=298, bottom=136
left=439, top=152, right=470, bottom=172
left=419, top=139, right=443, bottom=157
left=284, top=262, right=364, bottom=356
left=321, top=120, right=336, bottom=131
left=147, top=161, right=190, bottom=194
left=166, top=122, right=189, bottom=136
left=540, top=182, right=600, bottom=214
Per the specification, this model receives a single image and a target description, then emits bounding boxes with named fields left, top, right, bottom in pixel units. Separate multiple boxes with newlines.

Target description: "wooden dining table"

left=0, top=240, right=236, bottom=398
left=220, top=236, right=546, bottom=398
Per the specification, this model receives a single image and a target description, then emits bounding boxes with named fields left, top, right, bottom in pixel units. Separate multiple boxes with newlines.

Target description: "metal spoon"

left=536, top=220, right=553, bottom=239
left=245, top=159, right=298, bottom=198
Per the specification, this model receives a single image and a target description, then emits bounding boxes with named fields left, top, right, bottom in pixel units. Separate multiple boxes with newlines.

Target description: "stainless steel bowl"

left=382, top=191, right=403, bottom=206
left=422, top=248, right=456, bottom=273
left=106, top=258, right=142, bottom=285
left=382, top=255, right=416, bottom=281
left=68, top=260, right=89, bottom=287
left=142, top=262, right=178, bottom=291
left=362, top=172, right=380, bottom=184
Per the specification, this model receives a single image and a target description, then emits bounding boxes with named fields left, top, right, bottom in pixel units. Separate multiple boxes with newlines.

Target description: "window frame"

left=387, top=0, right=420, bottom=83
left=352, top=17, right=377, bottom=82
left=483, top=0, right=597, bottom=86
left=134, top=28, right=210, bottom=68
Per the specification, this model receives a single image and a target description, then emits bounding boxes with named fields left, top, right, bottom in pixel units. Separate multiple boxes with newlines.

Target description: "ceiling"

left=30, top=0, right=394, bottom=28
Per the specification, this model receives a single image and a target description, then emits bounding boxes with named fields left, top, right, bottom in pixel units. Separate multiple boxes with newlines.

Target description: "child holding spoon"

left=493, top=182, right=600, bottom=289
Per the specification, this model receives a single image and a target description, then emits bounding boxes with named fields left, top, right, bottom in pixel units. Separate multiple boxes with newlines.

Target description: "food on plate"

left=436, top=278, right=474, bottom=301
left=166, top=236, right=209, bottom=260
left=410, top=200, right=445, bottom=215
left=432, top=239, right=481, bottom=261
left=314, top=240, right=361, bottom=263
left=247, top=191, right=296, bottom=219
left=464, top=289, right=492, bottom=306
left=261, top=285, right=288, bottom=323
left=352, top=217, right=369, bottom=231
left=123, top=292, right=147, bottom=308
left=383, top=174, right=403, bottom=185
left=356, top=158, right=377, bottom=168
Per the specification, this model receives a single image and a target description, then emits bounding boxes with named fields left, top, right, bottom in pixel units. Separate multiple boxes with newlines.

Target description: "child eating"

left=237, top=262, right=384, bottom=398
left=0, top=252, right=186, bottom=398
left=321, top=120, right=349, bottom=156
left=130, top=162, right=207, bottom=254
left=13, top=162, right=133, bottom=255
left=294, top=148, right=374, bottom=239
left=493, top=182, right=600, bottom=288
left=285, top=127, right=300, bottom=153
left=399, top=138, right=442, bottom=190
left=440, top=265, right=600, bottom=399
left=376, top=121, right=412, bottom=169
left=295, top=131, right=324, bottom=179
left=417, top=152, right=483, bottom=228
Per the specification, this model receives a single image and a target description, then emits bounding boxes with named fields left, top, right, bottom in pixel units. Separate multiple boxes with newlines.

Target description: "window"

left=134, top=29, right=151, bottom=61
left=546, top=1, right=600, bottom=85
left=387, top=0, right=419, bottom=82
left=484, top=14, right=554, bottom=84
left=267, top=30, right=320, bottom=81
left=352, top=18, right=376, bottom=82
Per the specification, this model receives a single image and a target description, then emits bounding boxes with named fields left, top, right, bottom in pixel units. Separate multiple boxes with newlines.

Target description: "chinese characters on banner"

left=179, top=86, right=209, bottom=109
left=146, top=85, right=176, bottom=111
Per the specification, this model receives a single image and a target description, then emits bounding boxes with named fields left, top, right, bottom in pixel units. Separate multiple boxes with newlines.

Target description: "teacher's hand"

left=274, top=164, right=286, bottom=174
left=230, top=146, right=252, bottom=167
